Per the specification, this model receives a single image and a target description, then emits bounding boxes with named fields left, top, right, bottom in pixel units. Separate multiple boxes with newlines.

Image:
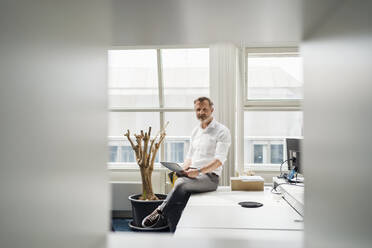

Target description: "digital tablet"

left=160, top=162, right=184, bottom=172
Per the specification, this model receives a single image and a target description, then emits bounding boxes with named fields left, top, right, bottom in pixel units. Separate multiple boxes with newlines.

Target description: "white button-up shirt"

left=186, top=118, right=231, bottom=177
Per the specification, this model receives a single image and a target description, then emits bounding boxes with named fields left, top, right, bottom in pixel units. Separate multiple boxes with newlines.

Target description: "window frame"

left=244, top=47, right=303, bottom=110
left=108, top=46, right=209, bottom=170
left=243, top=47, right=303, bottom=172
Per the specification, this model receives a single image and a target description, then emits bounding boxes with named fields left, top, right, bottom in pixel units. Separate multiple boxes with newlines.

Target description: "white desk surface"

left=274, top=177, right=305, bottom=216
left=280, top=184, right=304, bottom=205
left=176, top=186, right=303, bottom=231
left=175, top=228, right=303, bottom=244
left=108, top=186, right=304, bottom=248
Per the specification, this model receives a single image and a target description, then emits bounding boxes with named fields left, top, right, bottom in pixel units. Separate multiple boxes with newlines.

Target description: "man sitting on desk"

left=142, top=96, right=231, bottom=232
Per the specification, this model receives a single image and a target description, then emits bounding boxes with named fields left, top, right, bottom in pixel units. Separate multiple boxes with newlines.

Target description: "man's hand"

left=176, top=170, right=187, bottom=177
left=185, top=168, right=199, bottom=178
left=182, top=159, right=192, bottom=171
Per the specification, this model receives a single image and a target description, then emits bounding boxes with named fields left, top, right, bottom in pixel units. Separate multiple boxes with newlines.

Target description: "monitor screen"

left=286, top=138, right=302, bottom=174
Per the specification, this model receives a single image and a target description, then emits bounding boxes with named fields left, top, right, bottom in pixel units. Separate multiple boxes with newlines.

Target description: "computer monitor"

left=286, top=138, right=302, bottom=174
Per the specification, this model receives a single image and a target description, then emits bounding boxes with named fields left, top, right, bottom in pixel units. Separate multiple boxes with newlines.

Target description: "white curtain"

left=236, top=47, right=245, bottom=176
left=210, top=43, right=238, bottom=186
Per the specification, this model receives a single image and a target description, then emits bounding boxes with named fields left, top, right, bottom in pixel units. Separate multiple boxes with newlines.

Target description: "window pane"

left=109, top=146, right=118, bottom=162
left=162, top=48, right=209, bottom=107
left=108, top=50, right=159, bottom=107
left=254, top=145, right=264, bottom=163
left=244, top=111, right=303, bottom=137
left=244, top=111, right=302, bottom=165
left=271, top=144, right=283, bottom=164
left=173, top=143, right=184, bottom=162
left=164, top=112, right=199, bottom=136
left=163, top=112, right=196, bottom=163
left=120, top=146, right=135, bottom=162
left=108, top=140, right=160, bottom=164
left=108, top=112, right=160, bottom=136
left=247, top=54, right=303, bottom=100
left=165, top=142, right=185, bottom=163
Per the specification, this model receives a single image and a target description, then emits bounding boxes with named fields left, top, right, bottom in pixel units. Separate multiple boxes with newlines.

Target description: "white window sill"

left=108, top=163, right=167, bottom=171
left=109, top=163, right=288, bottom=172
left=244, top=164, right=289, bottom=172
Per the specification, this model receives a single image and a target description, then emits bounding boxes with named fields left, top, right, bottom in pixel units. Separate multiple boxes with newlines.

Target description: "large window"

left=162, top=49, right=209, bottom=107
left=244, top=111, right=303, bottom=166
left=108, top=48, right=209, bottom=167
left=108, top=49, right=159, bottom=108
left=244, top=48, right=303, bottom=170
left=246, top=51, right=303, bottom=100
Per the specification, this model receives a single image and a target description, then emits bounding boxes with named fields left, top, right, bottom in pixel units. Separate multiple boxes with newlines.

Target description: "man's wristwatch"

left=198, top=168, right=203, bottom=176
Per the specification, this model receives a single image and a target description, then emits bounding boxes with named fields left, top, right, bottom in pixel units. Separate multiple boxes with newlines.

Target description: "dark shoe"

left=142, top=209, right=166, bottom=228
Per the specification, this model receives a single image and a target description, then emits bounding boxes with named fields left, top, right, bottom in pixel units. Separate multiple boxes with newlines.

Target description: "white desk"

left=177, top=186, right=303, bottom=231
left=175, top=186, right=304, bottom=247
left=273, top=177, right=305, bottom=216
left=108, top=186, right=304, bottom=248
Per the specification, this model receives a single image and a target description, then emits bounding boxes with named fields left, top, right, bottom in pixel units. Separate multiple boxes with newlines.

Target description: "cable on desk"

left=271, top=187, right=282, bottom=195
left=279, top=159, right=288, bottom=178
left=279, top=159, right=295, bottom=178
left=271, top=182, right=304, bottom=195
left=278, top=182, right=304, bottom=188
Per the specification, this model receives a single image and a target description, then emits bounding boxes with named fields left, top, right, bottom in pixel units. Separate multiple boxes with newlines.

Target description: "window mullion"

left=117, top=146, right=121, bottom=163
left=157, top=49, right=164, bottom=108
left=268, top=141, right=271, bottom=164
left=157, top=49, right=165, bottom=161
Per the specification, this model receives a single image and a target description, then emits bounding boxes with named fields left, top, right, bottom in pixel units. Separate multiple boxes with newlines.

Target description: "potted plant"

left=124, top=124, right=168, bottom=229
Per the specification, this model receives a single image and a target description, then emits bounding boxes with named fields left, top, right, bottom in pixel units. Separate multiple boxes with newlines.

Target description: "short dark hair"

left=194, top=96, right=214, bottom=107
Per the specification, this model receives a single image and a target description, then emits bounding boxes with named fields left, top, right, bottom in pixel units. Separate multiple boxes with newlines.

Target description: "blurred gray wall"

left=302, top=1, right=372, bottom=247
left=0, top=1, right=111, bottom=248
left=112, top=0, right=302, bottom=46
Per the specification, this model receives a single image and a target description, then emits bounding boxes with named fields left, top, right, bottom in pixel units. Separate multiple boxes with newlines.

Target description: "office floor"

left=112, top=218, right=132, bottom=232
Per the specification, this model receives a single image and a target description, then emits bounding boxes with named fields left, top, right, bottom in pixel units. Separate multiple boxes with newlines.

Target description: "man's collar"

left=200, top=117, right=216, bottom=130
left=209, top=118, right=217, bottom=128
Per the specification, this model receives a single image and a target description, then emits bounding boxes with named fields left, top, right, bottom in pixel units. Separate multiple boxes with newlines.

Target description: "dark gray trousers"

left=158, top=173, right=219, bottom=232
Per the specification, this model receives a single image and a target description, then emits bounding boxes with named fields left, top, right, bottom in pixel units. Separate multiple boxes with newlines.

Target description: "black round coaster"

left=238, top=201, right=263, bottom=208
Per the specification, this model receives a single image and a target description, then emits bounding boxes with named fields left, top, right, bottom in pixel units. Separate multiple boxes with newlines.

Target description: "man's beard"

left=198, top=115, right=208, bottom=120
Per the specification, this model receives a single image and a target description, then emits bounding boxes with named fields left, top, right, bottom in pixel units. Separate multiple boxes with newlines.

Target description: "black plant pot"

left=128, top=194, right=167, bottom=228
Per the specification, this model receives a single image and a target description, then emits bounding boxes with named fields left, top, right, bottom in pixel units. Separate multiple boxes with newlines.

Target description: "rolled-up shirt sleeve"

left=214, top=128, right=231, bottom=164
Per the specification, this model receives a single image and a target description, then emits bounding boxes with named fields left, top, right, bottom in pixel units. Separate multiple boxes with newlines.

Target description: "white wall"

left=302, top=1, right=372, bottom=247
left=0, top=1, right=111, bottom=248
left=112, top=0, right=301, bottom=46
